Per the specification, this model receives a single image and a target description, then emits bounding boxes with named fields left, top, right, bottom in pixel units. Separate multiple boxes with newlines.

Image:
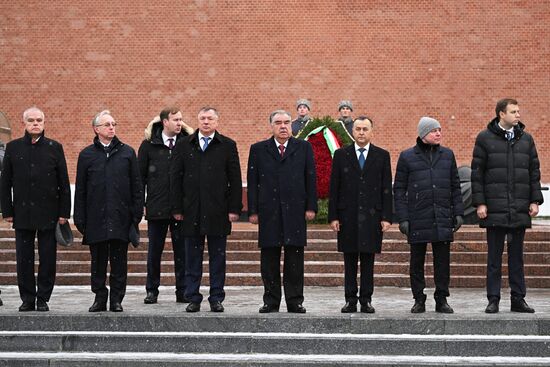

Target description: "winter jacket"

left=74, top=136, right=143, bottom=245
left=137, top=118, right=193, bottom=220
left=471, top=118, right=543, bottom=228
left=394, top=138, right=464, bottom=244
left=0, top=131, right=71, bottom=230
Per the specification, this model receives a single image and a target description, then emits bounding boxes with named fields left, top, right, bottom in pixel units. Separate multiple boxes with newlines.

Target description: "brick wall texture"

left=1, top=1, right=549, bottom=182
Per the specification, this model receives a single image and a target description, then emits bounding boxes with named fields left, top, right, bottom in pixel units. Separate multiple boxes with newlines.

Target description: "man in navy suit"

left=328, top=116, right=393, bottom=313
left=247, top=109, right=317, bottom=314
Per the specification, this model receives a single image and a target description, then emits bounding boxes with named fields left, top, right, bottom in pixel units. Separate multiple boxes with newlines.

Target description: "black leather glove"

left=399, top=221, right=409, bottom=236
left=454, top=215, right=463, bottom=232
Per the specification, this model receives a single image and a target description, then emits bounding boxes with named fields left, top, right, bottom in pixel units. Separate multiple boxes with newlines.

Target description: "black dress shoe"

left=411, top=300, right=426, bottom=313
left=88, top=301, right=107, bottom=312
left=186, top=302, right=201, bottom=312
left=360, top=302, right=375, bottom=313
left=144, top=292, right=158, bottom=304
left=110, top=302, right=123, bottom=312
left=36, top=299, right=49, bottom=312
left=341, top=302, right=357, bottom=313
left=435, top=300, right=454, bottom=314
left=287, top=304, right=306, bottom=313
left=18, top=301, right=35, bottom=312
left=485, top=300, right=499, bottom=314
left=176, top=293, right=190, bottom=303
left=511, top=299, right=535, bottom=313
left=259, top=304, right=279, bottom=313
left=210, top=301, right=224, bottom=312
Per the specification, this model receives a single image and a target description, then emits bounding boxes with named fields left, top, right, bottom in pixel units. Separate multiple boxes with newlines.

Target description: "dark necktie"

left=278, top=144, right=285, bottom=157
left=358, top=148, right=366, bottom=169
left=202, top=137, right=210, bottom=151
left=506, top=131, right=513, bottom=141
left=168, top=138, right=174, bottom=150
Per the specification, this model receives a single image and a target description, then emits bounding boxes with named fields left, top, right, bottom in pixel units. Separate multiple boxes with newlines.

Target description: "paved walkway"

left=1, top=285, right=550, bottom=318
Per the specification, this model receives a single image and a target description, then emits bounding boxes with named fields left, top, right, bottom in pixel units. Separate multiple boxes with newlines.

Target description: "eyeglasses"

left=97, top=122, right=117, bottom=128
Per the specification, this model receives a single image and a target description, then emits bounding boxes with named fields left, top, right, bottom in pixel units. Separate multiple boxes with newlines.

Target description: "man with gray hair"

left=291, top=99, right=312, bottom=136
left=248, top=109, right=317, bottom=313
left=1, top=107, right=71, bottom=312
left=74, top=110, right=143, bottom=312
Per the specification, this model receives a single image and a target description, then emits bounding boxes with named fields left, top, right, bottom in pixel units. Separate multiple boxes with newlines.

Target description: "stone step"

left=2, top=248, right=550, bottom=265
left=2, top=352, right=550, bottom=366
left=1, top=260, right=548, bottom=276
left=1, top=330, right=550, bottom=358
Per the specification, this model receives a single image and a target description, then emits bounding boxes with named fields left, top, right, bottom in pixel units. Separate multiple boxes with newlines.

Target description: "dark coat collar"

left=23, top=130, right=45, bottom=145
left=487, top=117, right=525, bottom=141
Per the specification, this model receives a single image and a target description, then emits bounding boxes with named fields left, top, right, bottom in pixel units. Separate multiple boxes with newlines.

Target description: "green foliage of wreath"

left=296, top=116, right=354, bottom=146
left=296, top=116, right=354, bottom=224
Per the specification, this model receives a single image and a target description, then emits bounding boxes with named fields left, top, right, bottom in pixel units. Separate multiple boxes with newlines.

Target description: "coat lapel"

left=362, top=144, right=377, bottom=172
left=265, top=137, right=281, bottom=161
left=344, top=144, right=362, bottom=174
left=282, top=138, right=297, bottom=162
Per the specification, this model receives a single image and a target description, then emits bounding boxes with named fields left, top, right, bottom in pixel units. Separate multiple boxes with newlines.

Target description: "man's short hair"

left=495, top=98, right=518, bottom=119
left=269, top=110, right=292, bottom=124
left=198, top=106, right=219, bottom=118
left=353, top=115, right=374, bottom=128
left=92, top=110, right=112, bottom=127
left=160, top=107, right=180, bottom=122
left=22, top=106, right=44, bottom=121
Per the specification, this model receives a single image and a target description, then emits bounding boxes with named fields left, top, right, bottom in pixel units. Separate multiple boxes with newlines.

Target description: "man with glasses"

left=1, top=107, right=71, bottom=312
left=171, top=107, right=242, bottom=313
left=74, top=110, right=143, bottom=312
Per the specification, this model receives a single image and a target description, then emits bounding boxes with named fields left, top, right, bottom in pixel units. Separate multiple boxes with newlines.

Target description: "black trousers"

left=89, top=240, right=128, bottom=304
left=184, top=235, right=226, bottom=304
left=261, top=246, right=304, bottom=307
left=145, top=219, right=186, bottom=296
left=410, top=242, right=450, bottom=300
left=15, top=228, right=57, bottom=303
left=343, top=252, right=375, bottom=305
left=486, top=227, right=526, bottom=301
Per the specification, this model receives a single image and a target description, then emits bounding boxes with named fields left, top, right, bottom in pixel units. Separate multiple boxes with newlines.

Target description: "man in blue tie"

left=471, top=98, right=543, bottom=314
left=171, top=107, right=242, bottom=313
left=328, top=116, right=393, bottom=313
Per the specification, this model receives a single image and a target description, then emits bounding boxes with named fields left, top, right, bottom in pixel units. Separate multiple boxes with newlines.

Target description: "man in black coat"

left=471, top=98, right=543, bottom=314
left=74, top=110, right=143, bottom=313
left=138, top=107, right=194, bottom=304
left=247, top=110, right=317, bottom=314
left=394, top=117, right=463, bottom=314
left=171, top=107, right=242, bottom=313
left=328, top=116, right=392, bottom=313
left=0, top=107, right=71, bottom=312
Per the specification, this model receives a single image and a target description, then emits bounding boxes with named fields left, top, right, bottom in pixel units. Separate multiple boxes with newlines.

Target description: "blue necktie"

left=506, top=131, right=513, bottom=141
left=358, top=148, right=366, bottom=169
left=202, top=137, right=210, bottom=151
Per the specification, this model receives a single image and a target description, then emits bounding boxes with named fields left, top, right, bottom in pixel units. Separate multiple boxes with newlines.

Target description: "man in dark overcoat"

left=74, top=110, right=143, bottom=313
left=247, top=109, right=317, bottom=314
left=328, top=116, right=392, bottom=313
left=471, top=98, right=543, bottom=314
left=394, top=117, right=463, bottom=314
left=138, top=107, right=194, bottom=305
left=171, top=107, right=242, bottom=313
left=1, top=107, right=71, bottom=312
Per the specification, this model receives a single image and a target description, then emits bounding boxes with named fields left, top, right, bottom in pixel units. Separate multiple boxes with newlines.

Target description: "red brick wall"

left=1, top=1, right=549, bottom=182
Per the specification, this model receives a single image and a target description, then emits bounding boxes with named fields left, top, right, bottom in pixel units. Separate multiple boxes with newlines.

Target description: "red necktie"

left=278, top=144, right=285, bottom=157
left=168, top=138, right=174, bottom=150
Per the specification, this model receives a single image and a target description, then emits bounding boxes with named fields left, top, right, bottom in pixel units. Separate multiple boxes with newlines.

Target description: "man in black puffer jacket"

left=138, top=107, right=193, bottom=305
left=394, top=117, right=463, bottom=314
left=471, top=98, right=543, bottom=314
